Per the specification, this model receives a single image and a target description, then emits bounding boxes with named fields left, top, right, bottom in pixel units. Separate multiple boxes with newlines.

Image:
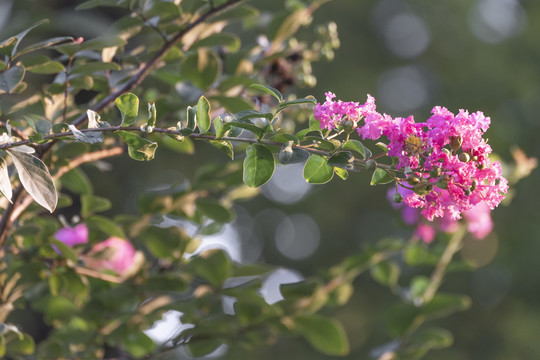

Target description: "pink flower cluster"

left=54, top=224, right=138, bottom=276
left=314, top=93, right=508, bottom=222
left=388, top=187, right=493, bottom=243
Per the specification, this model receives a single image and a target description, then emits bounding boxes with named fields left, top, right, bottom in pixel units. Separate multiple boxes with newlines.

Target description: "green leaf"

left=371, top=261, right=400, bottom=287
left=0, top=157, right=12, bottom=202
left=2, top=19, right=49, bottom=58
left=278, top=141, right=294, bottom=164
left=184, top=105, right=197, bottom=134
left=69, top=75, right=94, bottom=90
left=327, top=151, right=358, bottom=171
left=384, top=303, right=421, bottom=337
left=180, top=49, right=221, bottom=90
left=196, top=198, right=234, bottom=223
left=50, top=239, right=78, bottom=263
left=6, top=150, right=57, bottom=212
left=70, top=61, right=121, bottom=75
left=192, top=33, right=241, bottom=52
left=0, top=66, right=25, bottom=94
left=79, top=35, right=127, bottom=52
left=122, top=330, right=156, bottom=358
left=277, top=97, right=317, bottom=112
left=210, top=140, right=234, bottom=159
left=76, top=0, right=120, bottom=10
left=209, top=95, right=253, bottom=113
left=60, top=168, right=93, bottom=195
left=81, top=194, right=111, bottom=218
left=334, top=167, right=349, bottom=180
left=16, top=36, right=74, bottom=58
left=250, top=83, right=283, bottom=102
left=23, top=57, right=65, bottom=74
left=309, top=114, right=322, bottom=131
left=0, top=37, right=17, bottom=57
left=408, top=327, right=454, bottom=351
left=342, top=139, right=366, bottom=158
left=5, top=333, right=35, bottom=356
left=371, top=168, right=394, bottom=185
left=86, top=215, right=125, bottom=238
left=187, top=339, right=223, bottom=357
left=421, top=293, right=471, bottom=319
left=115, top=93, right=139, bottom=126
left=67, top=125, right=102, bottom=144
left=303, top=155, right=334, bottom=184
left=191, top=249, right=233, bottom=287
left=214, top=117, right=228, bottom=139
left=161, top=135, right=194, bottom=154
left=269, top=133, right=299, bottom=145
left=196, top=96, right=211, bottom=133
left=294, top=315, right=349, bottom=356
left=117, top=131, right=157, bottom=161
left=226, top=121, right=264, bottom=139
left=235, top=109, right=273, bottom=123
left=147, top=103, right=157, bottom=128
left=376, top=141, right=389, bottom=152
left=243, top=144, right=275, bottom=187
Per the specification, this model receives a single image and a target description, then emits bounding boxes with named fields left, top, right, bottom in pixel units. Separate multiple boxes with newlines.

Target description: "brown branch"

left=74, top=266, right=125, bottom=284
left=0, top=0, right=244, bottom=247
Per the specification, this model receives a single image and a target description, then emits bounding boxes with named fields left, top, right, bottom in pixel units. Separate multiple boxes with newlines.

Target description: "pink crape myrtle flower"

left=54, top=224, right=88, bottom=247
left=313, top=92, right=379, bottom=131
left=316, top=92, right=508, bottom=222
left=388, top=187, right=494, bottom=242
left=87, top=237, right=137, bottom=276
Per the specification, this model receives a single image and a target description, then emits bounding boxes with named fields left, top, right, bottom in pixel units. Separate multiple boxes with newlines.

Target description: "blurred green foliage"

left=0, top=0, right=538, bottom=359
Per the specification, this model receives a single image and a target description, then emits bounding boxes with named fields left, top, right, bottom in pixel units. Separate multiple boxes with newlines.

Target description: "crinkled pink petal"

left=90, top=237, right=136, bottom=275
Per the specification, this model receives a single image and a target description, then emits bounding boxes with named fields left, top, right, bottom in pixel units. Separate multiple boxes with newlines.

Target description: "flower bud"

left=429, top=166, right=441, bottom=178
left=477, top=163, right=486, bottom=170
left=407, top=175, right=420, bottom=185
left=442, top=148, right=451, bottom=156
left=365, top=159, right=377, bottom=171
left=392, top=192, right=403, bottom=203
left=458, top=152, right=470, bottom=163
left=470, top=179, right=478, bottom=192
left=436, top=175, right=449, bottom=189
left=449, top=136, right=462, bottom=153
left=413, top=182, right=431, bottom=196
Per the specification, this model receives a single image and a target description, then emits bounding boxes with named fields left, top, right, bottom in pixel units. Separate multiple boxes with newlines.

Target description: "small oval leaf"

left=243, top=144, right=275, bottom=187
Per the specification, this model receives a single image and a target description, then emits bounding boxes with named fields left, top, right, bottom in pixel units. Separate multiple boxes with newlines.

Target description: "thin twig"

left=422, top=226, right=466, bottom=302
left=74, top=266, right=125, bottom=284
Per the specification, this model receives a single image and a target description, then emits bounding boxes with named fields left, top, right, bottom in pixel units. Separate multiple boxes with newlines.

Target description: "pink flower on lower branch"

left=54, top=224, right=88, bottom=246
left=85, top=237, right=141, bottom=277
left=389, top=188, right=494, bottom=242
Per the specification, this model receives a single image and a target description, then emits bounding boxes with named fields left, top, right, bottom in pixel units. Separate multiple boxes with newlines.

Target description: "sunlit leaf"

left=294, top=315, right=349, bottom=356
left=6, top=150, right=57, bottom=212
left=303, top=155, right=334, bottom=184
left=117, top=131, right=157, bottom=161
left=196, top=96, right=211, bottom=133
left=250, top=83, right=283, bottom=102
left=371, top=168, right=394, bottom=185
left=115, top=93, right=139, bottom=126
left=0, top=157, right=12, bottom=202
